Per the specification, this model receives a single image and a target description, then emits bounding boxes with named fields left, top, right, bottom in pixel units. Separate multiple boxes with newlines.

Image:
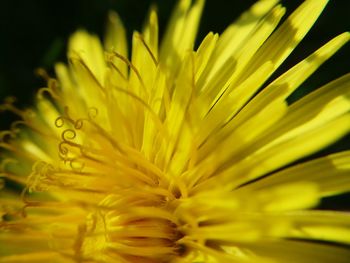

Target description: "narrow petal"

left=239, top=0, right=330, bottom=81
left=104, top=11, right=128, bottom=77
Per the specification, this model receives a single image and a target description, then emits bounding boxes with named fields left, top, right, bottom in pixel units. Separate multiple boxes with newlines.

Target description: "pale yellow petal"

left=198, top=0, right=279, bottom=92
left=160, top=0, right=204, bottom=76
left=249, top=32, right=350, bottom=107
left=195, top=61, right=275, bottom=150
left=249, top=73, right=350, bottom=157
left=194, top=32, right=218, bottom=84
left=68, top=55, right=106, bottom=118
left=239, top=151, right=350, bottom=197
left=68, top=30, right=106, bottom=85
left=155, top=54, right=195, bottom=171
left=200, top=5, right=285, bottom=102
left=143, top=7, right=159, bottom=61
left=104, top=11, right=128, bottom=77
left=233, top=113, right=350, bottom=185
left=243, top=240, right=350, bottom=263
left=281, top=211, right=350, bottom=244
left=239, top=0, right=330, bottom=81
left=193, top=32, right=349, bottom=161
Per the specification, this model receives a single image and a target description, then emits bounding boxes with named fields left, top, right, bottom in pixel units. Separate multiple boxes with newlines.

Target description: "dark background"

left=0, top=0, right=349, bottom=209
left=0, top=0, right=349, bottom=108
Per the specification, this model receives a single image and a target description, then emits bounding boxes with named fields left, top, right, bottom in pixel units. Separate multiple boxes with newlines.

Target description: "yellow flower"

left=1, top=0, right=350, bottom=262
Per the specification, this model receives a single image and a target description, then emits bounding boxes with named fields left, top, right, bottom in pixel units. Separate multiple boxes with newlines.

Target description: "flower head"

left=1, top=0, right=350, bottom=262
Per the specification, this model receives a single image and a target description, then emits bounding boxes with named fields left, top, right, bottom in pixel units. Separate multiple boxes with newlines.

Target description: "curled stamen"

left=88, top=107, right=98, bottom=120
left=60, top=155, right=86, bottom=172
left=59, top=142, right=69, bottom=156
left=37, top=87, right=58, bottom=101
left=55, top=117, right=66, bottom=128
left=58, top=107, right=99, bottom=130
left=36, top=77, right=61, bottom=100
left=0, top=130, right=16, bottom=142
left=58, top=140, right=83, bottom=157
left=0, top=97, right=24, bottom=117
left=69, top=158, right=86, bottom=172
left=35, top=68, right=50, bottom=81
left=10, top=120, right=27, bottom=133
left=55, top=106, right=76, bottom=129
left=55, top=115, right=75, bottom=129
left=74, top=119, right=85, bottom=130
left=62, top=129, right=77, bottom=141
left=0, top=158, right=18, bottom=171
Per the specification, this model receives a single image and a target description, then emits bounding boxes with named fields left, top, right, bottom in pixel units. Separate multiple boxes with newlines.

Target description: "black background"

left=0, top=0, right=349, bottom=209
left=0, top=0, right=349, bottom=107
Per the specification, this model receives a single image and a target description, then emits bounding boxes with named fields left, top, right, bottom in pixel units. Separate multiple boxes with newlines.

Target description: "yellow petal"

left=201, top=5, right=285, bottom=102
left=143, top=6, right=159, bottom=61
left=239, top=0, right=330, bottom=80
left=244, top=239, right=350, bottom=263
left=233, top=113, right=350, bottom=185
left=253, top=32, right=350, bottom=105
left=198, top=0, right=279, bottom=92
left=104, top=11, right=128, bottom=77
left=156, top=54, right=195, bottom=170
left=160, top=0, right=204, bottom=76
left=284, top=211, right=350, bottom=244
left=240, top=151, right=350, bottom=197
left=68, top=30, right=106, bottom=85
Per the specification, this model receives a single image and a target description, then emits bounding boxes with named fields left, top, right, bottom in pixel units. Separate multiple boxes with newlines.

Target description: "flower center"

left=76, top=193, right=184, bottom=262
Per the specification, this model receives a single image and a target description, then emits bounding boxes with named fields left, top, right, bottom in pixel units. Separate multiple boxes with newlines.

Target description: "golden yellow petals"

left=1, top=0, right=349, bottom=262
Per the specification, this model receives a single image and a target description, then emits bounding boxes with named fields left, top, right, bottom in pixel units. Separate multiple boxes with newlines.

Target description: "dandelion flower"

left=1, top=0, right=350, bottom=262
